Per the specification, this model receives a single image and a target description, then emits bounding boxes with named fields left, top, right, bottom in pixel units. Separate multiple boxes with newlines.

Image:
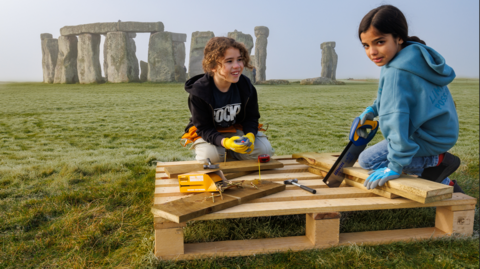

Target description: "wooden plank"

left=435, top=207, right=475, bottom=235
left=151, top=180, right=285, bottom=223
left=345, top=172, right=452, bottom=204
left=155, top=177, right=325, bottom=187
left=230, top=172, right=322, bottom=182
left=168, top=193, right=477, bottom=221
left=223, top=171, right=253, bottom=180
left=272, top=154, right=293, bottom=160
left=164, top=159, right=284, bottom=178
left=293, top=152, right=358, bottom=169
left=156, top=179, right=181, bottom=187
left=345, top=179, right=400, bottom=199
left=294, top=152, right=453, bottom=203
left=260, top=164, right=309, bottom=173
left=446, top=204, right=476, bottom=211
left=157, top=164, right=306, bottom=180
left=278, top=159, right=300, bottom=165
left=156, top=228, right=447, bottom=259
left=339, top=227, right=447, bottom=246
left=156, top=172, right=170, bottom=179
left=154, top=179, right=328, bottom=199
left=154, top=195, right=193, bottom=205
left=247, top=187, right=377, bottom=203
left=308, top=166, right=398, bottom=199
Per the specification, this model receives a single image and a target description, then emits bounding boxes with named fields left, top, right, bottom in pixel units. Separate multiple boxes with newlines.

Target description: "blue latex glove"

left=364, top=167, right=400, bottom=190
left=358, top=106, right=375, bottom=138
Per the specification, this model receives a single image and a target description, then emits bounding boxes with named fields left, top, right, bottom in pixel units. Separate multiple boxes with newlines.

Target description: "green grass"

left=0, top=80, right=478, bottom=268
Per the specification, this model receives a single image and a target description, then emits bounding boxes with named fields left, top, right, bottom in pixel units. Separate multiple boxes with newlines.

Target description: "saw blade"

left=322, top=141, right=367, bottom=187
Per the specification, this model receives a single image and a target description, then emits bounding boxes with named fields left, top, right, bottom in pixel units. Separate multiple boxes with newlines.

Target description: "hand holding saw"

left=323, top=117, right=378, bottom=187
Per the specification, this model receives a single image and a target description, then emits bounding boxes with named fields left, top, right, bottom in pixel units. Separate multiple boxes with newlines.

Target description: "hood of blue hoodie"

left=386, top=41, right=456, bottom=86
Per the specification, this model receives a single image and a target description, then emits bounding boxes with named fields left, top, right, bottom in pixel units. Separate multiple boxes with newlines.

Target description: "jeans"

left=358, top=140, right=450, bottom=185
left=191, top=130, right=274, bottom=164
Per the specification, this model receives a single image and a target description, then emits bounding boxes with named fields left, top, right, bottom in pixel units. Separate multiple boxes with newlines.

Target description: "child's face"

left=360, top=26, right=403, bottom=67
left=212, top=47, right=244, bottom=83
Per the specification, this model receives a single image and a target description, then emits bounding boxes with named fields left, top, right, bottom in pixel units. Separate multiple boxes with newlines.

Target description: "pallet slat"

left=157, top=228, right=447, bottom=260
left=294, top=152, right=453, bottom=203
left=164, top=159, right=284, bottom=178
left=152, top=181, right=285, bottom=223
left=157, top=193, right=476, bottom=221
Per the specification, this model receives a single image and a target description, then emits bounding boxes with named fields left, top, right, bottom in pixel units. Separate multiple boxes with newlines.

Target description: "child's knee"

left=358, top=151, right=379, bottom=169
left=254, top=134, right=274, bottom=156
left=194, top=143, right=223, bottom=164
left=357, top=152, right=370, bottom=169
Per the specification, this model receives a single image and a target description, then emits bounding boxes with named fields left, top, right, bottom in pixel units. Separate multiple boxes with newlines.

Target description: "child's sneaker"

left=451, top=180, right=465, bottom=194
left=420, top=152, right=460, bottom=183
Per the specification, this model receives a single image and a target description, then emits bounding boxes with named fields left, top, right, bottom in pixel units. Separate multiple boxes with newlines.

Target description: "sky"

left=0, top=0, right=478, bottom=81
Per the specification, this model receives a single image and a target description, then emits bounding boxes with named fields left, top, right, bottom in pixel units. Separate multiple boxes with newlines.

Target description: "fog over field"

left=0, top=0, right=478, bottom=81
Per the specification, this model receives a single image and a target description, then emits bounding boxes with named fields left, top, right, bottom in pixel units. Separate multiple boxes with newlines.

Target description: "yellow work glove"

left=243, top=133, right=255, bottom=153
left=223, top=136, right=249, bottom=154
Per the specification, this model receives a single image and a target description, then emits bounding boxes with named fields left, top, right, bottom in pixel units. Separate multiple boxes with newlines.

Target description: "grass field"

left=0, top=80, right=478, bottom=268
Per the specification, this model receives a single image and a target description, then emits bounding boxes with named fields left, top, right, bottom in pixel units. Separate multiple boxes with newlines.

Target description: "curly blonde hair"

left=202, top=37, right=253, bottom=76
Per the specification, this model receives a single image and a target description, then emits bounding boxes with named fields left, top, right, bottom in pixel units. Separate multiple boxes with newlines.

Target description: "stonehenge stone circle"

left=60, top=21, right=164, bottom=35
left=77, top=34, right=103, bottom=84
left=228, top=30, right=254, bottom=81
left=254, top=26, right=269, bottom=83
left=171, top=32, right=187, bottom=82
left=54, top=35, right=78, bottom=84
left=188, top=31, right=215, bottom=78
left=320, top=41, right=338, bottom=80
left=140, top=60, right=148, bottom=82
left=104, top=32, right=139, bottom=83
left=148, top=31, right=176, bottom=82
left=41, top=33, right=58, bottom=83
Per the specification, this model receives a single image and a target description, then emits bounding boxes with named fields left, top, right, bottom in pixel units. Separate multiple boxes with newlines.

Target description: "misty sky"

left=0, top=0, right=478, bottom=81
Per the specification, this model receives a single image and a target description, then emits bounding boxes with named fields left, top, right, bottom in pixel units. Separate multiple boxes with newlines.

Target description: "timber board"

left=151, top=180, right=285, bottom=223
left=157, top=193, right=476, bottom=221
left=156, top=227, right=447, bottom=260
left=164, top=159, right=284, bottom=178
left=294, top=152, right=453, bottom=203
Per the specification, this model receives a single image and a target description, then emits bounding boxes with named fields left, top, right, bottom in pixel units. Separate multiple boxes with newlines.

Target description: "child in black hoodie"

left=181, top=37, right=274, bottom=164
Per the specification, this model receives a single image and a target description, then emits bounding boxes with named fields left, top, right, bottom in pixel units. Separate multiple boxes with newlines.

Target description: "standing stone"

left=320, top=42, right=338, bottom=80
left=104, top=32, right=139, bottom=83
left=54, top=35, right=78, bottom=84
left=77, top=34, right=103, bottom=84
left=188, top=31, right=215, bottom=78
left=254, top=26, right=269, bottom=83
left=250, top=55, right=256, bottom=83
left=148, top=31, right=176, bottom=82
left=41, top=33, right=58, bottom=83
left=228, top=30, right=254, bottom=81
left=140, top=60, right=148, bottom=82
left=171, top=32, right=187, bottom=82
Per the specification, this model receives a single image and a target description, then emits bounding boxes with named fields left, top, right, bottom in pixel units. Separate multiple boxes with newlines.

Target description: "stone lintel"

left=60, top=21, right=164, bottom=36
left=169, top=32, right=187, bottom=42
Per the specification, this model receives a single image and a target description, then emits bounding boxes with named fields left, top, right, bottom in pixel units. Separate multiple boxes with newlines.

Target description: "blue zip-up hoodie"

left=370, top=41, right=459, bottom=174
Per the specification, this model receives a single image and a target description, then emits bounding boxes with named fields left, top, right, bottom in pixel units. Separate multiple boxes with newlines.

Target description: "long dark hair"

left=358, top=5, right=426, bottom=48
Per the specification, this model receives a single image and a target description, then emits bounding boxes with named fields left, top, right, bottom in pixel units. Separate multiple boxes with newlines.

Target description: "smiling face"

left=212, top=47, right=244, bottom=90
left=360, top=26, right=403, bottom=67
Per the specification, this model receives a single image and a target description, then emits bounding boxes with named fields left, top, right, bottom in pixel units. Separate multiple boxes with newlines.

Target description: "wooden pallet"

left=152, top=155, right=477, bottom=260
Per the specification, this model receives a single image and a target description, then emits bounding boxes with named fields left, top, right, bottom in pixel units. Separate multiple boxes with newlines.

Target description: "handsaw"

left=323, top=117, right=378, bottom=187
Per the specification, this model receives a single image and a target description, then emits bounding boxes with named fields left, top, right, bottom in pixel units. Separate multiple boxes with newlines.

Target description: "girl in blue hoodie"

left=357, top=5, right=463, bottom=193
